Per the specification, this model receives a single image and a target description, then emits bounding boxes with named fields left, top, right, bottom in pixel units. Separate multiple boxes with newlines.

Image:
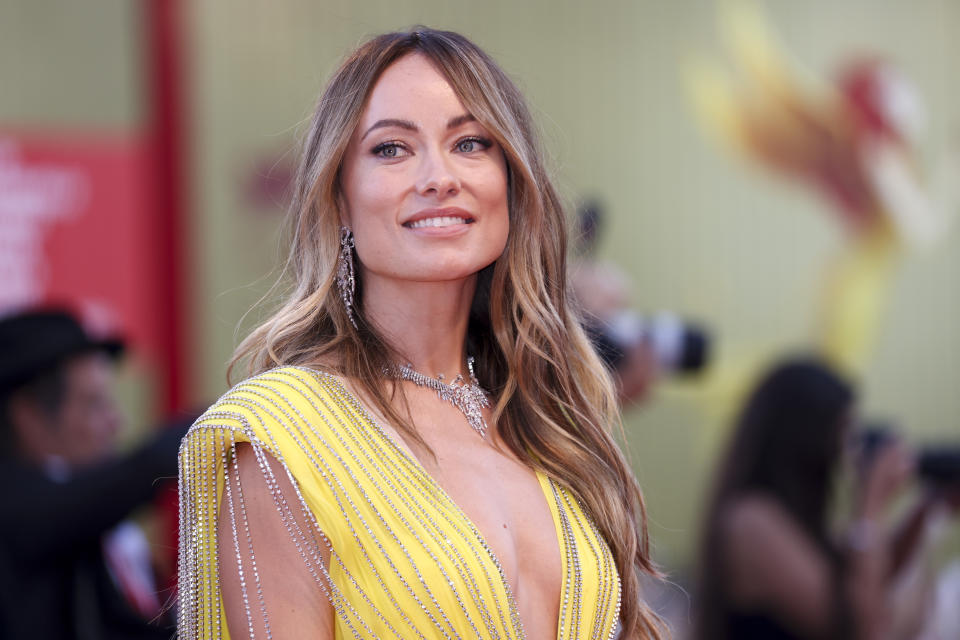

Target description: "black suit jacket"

left=0, top=427, right=183, bottom=640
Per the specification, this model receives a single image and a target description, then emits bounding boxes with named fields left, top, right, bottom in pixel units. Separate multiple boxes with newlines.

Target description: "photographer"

left=0, top=310, right=185, bottom=639
left=572, top=260, right=660, bottom=404
left=693, top=358, right=957, bottom=640
left=571, top=202, right=709, bottom=405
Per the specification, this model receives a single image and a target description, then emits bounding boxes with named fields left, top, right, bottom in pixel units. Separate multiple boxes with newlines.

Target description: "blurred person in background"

left=0, top=309, right=184, bottom=640
left=570, top=201, right=710, bottom=406
left=693, top=359, right=955, bottom=640
left=571, top=259, right=662, bottom=404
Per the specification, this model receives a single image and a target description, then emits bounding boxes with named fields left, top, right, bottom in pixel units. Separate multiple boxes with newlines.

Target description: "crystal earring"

left=336, top=226, right=358, bottom=328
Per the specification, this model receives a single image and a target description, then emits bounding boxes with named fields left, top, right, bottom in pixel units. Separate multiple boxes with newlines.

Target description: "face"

left=339, top=53, right=510, bottom=291
left=51, top=353, right=123, bottom=467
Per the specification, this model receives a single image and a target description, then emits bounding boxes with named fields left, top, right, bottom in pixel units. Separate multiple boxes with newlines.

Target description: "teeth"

left=408, top=216, right=469, bottom=229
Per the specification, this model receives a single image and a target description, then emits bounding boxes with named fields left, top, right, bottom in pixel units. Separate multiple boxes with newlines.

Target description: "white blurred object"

left=916, top=560, right=960, bottom=640
left=874, top=66, right=926, bottom=146
left=854, top=62, right=958, bottom=251
left=103, top=521, right=162, bottom=619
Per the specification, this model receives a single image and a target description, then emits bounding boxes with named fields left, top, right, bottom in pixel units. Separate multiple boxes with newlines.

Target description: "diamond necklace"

left=385, top=356, right=491, bottom=438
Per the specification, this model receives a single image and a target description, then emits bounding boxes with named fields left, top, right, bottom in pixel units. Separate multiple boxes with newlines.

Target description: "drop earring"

left=336, top=226, right=358, bottom=328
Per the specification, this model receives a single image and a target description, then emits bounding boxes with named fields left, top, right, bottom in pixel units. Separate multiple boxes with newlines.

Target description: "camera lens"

left=917, top=446, right=960, bottom=487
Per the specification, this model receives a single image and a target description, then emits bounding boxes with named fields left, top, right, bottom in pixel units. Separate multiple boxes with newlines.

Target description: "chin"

left=410, top=250, right=499, bottom=280
left=406, top=264, right=488, bottom=282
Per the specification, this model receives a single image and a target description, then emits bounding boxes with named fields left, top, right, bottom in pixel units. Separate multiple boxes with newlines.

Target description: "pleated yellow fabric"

left=178, top=366, right=621, bottom=639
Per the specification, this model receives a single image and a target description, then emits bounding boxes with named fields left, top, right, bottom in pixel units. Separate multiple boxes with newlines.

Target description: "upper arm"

left=721, top=496, right=834, bottom=638
left=217, top=442, right=335, bottom=640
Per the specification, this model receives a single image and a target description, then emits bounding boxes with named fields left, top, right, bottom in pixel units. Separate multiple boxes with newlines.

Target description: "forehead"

left=359, top=54, right=467, bottom=124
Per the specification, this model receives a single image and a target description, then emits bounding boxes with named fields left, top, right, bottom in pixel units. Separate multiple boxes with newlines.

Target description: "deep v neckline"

left=321, top=370, right=567, bottom=640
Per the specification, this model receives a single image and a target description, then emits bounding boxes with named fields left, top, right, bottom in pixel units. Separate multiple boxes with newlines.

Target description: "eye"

left=455, top=136, right=492, bottom=153
left=371, top=141, right=409, bottom=159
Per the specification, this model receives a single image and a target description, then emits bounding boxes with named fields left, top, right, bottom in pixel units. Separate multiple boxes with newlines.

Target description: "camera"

left=573, top=200, right=712, bottom=376
left=587, top=310, right=710, bottom=376
left=855, top=423, right=960, bottom=488
left=917, top=447, right=960, bottom=487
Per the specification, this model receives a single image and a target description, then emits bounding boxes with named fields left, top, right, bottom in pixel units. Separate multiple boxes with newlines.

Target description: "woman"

left=178, top=28, right=664, bottom=640
left=694, top=359, right=935, bottom=640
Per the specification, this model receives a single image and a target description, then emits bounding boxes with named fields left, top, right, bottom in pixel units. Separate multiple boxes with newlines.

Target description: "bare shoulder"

left=721, top=493, right=800, bottom=543
left=720, top=493, right=824, bottom=568
left=719, top=492, right=831, bottom=614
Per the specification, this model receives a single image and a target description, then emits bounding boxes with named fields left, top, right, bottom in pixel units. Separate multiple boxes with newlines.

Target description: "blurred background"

left=2, top=0, right=958, bottom=635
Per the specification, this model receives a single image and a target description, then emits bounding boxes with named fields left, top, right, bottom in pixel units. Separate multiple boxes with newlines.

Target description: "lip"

left=401, top=207, right=475, bottom=229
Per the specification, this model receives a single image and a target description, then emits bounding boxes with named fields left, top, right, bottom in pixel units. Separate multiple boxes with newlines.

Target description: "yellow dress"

left=178, top=366, right=621, bottom=639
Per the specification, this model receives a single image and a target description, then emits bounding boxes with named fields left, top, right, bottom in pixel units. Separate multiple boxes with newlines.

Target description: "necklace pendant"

left=388, top=357, right=491, bottom=438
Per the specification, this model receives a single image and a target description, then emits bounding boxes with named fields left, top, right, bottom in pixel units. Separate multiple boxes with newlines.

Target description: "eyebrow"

left=446, top=113, right=476, bottom=129
left=360, top=113, right=477, bottom=141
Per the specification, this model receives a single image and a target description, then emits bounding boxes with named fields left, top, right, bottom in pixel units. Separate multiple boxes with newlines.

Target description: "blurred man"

left=0, top=309, right=183, bottom=639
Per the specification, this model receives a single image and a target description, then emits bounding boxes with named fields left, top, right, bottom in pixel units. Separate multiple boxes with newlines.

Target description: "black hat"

left=0, top=309, right=124, bottom=395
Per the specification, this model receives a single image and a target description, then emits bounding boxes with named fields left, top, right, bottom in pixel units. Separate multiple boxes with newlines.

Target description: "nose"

left=416, top=150, right=461, bottom=198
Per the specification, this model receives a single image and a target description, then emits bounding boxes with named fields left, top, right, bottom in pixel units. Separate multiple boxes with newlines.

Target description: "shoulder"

left=720, top=493, right=823, bottom=559
left=719, top=493, right=830, bottom=606
left=181, top=366, right=368, bottom=495
left=188, top=366, right=351, bottom=447
left=721, top=493, right=798, bottom=542
left=204, top=366, right=343, bottom=414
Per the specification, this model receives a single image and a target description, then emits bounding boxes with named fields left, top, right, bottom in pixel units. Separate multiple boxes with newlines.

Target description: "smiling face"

left=339, top=53, right=510, bottom=294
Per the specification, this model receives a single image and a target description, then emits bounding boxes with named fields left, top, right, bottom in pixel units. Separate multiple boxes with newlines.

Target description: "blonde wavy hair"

left=231, top=27, right=664, bottom=639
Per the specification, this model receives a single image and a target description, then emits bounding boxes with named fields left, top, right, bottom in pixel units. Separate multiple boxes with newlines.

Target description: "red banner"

left=0, top=132, right=164, bottom=368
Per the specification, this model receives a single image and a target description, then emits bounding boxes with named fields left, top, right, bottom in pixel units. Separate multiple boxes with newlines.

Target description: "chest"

left=418, top=433, right=562, bottom=596
left=288, top=373, right=622, bottom=639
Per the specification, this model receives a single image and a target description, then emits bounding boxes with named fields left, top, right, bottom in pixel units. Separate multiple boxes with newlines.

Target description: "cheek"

left=482, top=169, right=510, bottom=243
left=349, top=201, right=410, bottom=275
left=59, top=415, right=94, bottom=456
left=76, top=412, right=103, bottom=442
left=471, top=158, right=509, bottom=207
left=344, top=167, right=406, bottom=227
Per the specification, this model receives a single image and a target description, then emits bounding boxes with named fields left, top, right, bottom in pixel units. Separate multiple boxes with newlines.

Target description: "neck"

left=362, top=273, right=477, bottom=378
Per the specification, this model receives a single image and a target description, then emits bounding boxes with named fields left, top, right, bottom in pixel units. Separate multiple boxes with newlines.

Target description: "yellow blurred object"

left=677, top=0, right=960, bottom=465
left=683, top=57, right=748, bottom=155
left=820, top=222, right=901, bottom=376
left=683, top=0, right=948, bottom=383
left=719, top=0, right=790, bottom=97
left=685, top=0, right=831, bottom=157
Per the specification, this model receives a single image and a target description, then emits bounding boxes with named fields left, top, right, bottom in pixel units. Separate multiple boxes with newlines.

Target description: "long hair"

left=230, top=27, right=664, bottom=638
left=693, top=358, right=855, bottom=640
